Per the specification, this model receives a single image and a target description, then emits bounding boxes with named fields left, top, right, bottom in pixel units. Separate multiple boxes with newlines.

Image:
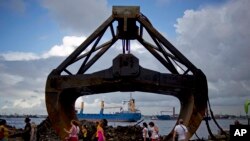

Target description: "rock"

left=36, top=117, right=60, bottom=141
left=7, top=117, right=164, bottom=141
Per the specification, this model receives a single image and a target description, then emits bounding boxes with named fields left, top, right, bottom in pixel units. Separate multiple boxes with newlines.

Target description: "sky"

left=0, top=0, right=249, bottom=116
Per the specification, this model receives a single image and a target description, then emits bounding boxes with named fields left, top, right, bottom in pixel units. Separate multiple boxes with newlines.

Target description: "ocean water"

left=109, top=119, right=248, bottom=139
left=3, top=117, right=45, bottom=129
left=2, top=117, right=248, bottom=140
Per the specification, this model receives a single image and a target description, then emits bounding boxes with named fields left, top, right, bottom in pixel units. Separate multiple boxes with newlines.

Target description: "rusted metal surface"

left=45, top=6, right=208, bottom=140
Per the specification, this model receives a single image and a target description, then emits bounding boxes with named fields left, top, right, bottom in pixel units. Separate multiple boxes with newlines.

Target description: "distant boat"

left=156, top=115, right=171, bottom=120
left=153, top=107, right=175, bottom=120
left=151, top=116, right=158, bottom=120
left=203, top=116, right=211, bottom=121
left=77, top=97, right=141, bottom=122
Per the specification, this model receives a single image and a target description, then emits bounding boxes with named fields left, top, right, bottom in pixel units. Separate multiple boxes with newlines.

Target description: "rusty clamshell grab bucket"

left=45, top=6, right=208, bottom=140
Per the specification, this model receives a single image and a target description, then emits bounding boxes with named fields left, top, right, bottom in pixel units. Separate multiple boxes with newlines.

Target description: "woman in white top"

left=142, top=122, right=150, bottom=141
left=30, top=122, right=37, bottom=141
left=149, top=121, right=159, bottom=141
left=64, top=120, right=79, bottom=141
left=173, top=119, right=188, bottom=141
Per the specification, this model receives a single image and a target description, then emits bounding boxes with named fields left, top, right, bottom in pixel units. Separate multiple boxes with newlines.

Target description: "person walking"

left=148, top=121, right=159, bottom=141
left=142, top=122, right=150, bottom=141
left=81, top=125, right=89, bottom=141
left=96, top=121, right=105, bottom=141
left=64, top=120, right=79, bottom=141
left=22, top=117, right=31, bottom=141
left=30, top=122, right=37, bottom=141
left=93, top=121, right=99, bottom=141
left=173, top=119, right=188, bottom=141
left=0, top=119, right=9, bottom=141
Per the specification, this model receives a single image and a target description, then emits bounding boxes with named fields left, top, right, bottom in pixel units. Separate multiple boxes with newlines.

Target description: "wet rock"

left=77, top=119, right=145, bottom=141
left=36, top=117, right=61, bottom=141
left=8, top=117, right=60, bottom=141
left=104, top=125, right=143, bottom=141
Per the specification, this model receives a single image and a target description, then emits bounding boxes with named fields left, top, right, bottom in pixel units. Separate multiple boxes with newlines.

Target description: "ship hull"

left=156, top=115, right=171, bottom=120
left=77, top=112, right=141, bottom=122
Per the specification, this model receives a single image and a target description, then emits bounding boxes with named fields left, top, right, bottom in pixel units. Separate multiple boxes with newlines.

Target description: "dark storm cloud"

left=0, top=57, right=63, bottom=114
left=174, top=0, right=250, bottom=109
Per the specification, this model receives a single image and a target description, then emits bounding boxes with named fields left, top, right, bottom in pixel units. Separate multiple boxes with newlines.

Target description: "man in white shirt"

left=173, top=119, right=188, bottom=141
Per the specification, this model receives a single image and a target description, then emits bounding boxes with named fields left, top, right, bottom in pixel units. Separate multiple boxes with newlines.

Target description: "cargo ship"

left=77, top=98, right=141, bottom=122
left=156, top=115, right=172, bottom=120
left=152, top=107, right=176, bottom=120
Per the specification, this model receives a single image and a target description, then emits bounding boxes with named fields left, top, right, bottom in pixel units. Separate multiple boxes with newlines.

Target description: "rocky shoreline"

left=35, top=118, right=148, bottom=141
left=5, top=117, right=222, bottom=141
left=7, top=117, right=166, bottom=141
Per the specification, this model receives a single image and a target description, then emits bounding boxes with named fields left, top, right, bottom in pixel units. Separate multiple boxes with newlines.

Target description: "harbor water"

left=2, top=117, right=248, bottom=140
left=109, top=119, right=248, bottom=140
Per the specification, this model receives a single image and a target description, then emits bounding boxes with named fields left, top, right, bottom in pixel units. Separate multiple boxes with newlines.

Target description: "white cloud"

left=42, top=36, right=86, bottom=58
left=130, top=41, right=147, bottom=54
left=2, top=98, right=46, bottom=115
left=0, top=57, right=60, bottom=115
left=0, top=73, right=23, bottom=86
left=174, top=0, right=250, bottom=113
left=13, top=99, right=37, bottom=108
left=0, top=36, right=86, bottom=61
left=0, top=89, right=46, bottom=115
left=0, top=52, right=40, bottom=61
